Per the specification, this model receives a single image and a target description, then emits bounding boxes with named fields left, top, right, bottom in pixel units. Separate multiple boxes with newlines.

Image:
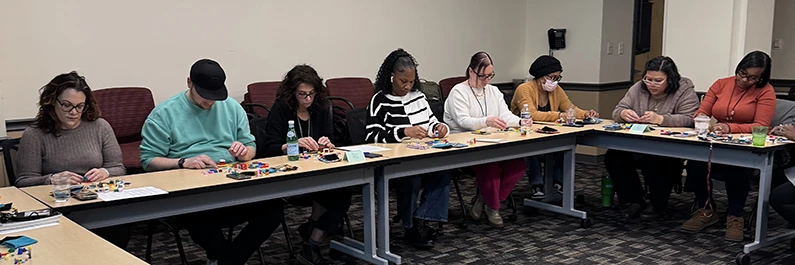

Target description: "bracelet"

left=101, top=168, right=110, bottom=176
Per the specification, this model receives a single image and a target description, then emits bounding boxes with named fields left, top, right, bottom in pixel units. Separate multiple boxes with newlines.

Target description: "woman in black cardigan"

left=261, top=64, right=350, bottom=265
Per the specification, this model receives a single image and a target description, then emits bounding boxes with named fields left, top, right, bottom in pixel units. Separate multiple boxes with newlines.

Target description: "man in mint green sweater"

left=140, top=59, right=284, bottom=265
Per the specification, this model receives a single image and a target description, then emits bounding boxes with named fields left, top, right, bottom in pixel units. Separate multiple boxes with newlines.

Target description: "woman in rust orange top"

left=682, top=51, right=775, bottom=242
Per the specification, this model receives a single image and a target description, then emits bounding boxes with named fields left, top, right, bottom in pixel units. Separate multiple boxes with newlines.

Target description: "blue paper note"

left=629, top=124, right=650, bottom=134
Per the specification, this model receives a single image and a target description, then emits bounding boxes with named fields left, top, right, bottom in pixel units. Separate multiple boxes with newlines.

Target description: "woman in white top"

left=444, top=51, right=531, bottom=227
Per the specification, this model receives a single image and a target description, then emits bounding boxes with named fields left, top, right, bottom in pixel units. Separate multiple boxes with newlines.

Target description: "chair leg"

left=161, top=220, right=189, bottom=265
left=145, top=220, right=156, bottom=263
left=344, top=213, right=354, bottom=238
left=227, top=226, right=234, bottom=241
left=506, top=193, right=518, bottom=222
left=258, top=247, right=266, bottom=265
left=453, top=175, right=468, bottom=218
left=281, top=219, right=295, bottom=259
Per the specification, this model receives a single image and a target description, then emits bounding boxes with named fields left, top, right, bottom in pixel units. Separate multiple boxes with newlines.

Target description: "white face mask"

left=542, top=79, right=558, bottom=92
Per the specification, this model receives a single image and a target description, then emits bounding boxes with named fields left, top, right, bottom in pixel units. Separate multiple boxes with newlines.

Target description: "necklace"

left=468, top=81, right=487, bottom=117
left=296, top=112, right=311, bottom=138
left=726, top=86, right=749, bottom=122
left=647, top=94, right=668, bottom=112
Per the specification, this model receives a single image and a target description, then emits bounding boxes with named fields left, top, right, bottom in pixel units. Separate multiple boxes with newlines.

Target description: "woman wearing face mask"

left=444, top=52, right=530, bottom=227
left=510, top=55, right=598, bottom=199
left=261, top=65, right=350, bottom=264
left=682, top=50, right=775, bottom=242
left=605, top=56, right=699, bottom=220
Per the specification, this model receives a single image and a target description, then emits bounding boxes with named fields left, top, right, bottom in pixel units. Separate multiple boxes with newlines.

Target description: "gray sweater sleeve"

left=659, top=79, right=699, bottom=127
left=98, top=120, right=126, bottom=176
left=14, top=128, right=52, bottom=187
left=612, top=82, right=641, bottom=122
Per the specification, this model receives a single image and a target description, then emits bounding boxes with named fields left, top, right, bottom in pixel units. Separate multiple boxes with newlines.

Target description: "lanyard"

left=468, top=82, right=487, bottom=117
left=296, top=113, right=311, bottom=138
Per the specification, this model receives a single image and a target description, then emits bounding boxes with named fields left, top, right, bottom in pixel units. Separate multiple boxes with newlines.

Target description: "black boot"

left=298, top=220, right=316, bottom=242
left=296, top=241, right=329, bottom=265
left=404, top=219, right=434, bottom=250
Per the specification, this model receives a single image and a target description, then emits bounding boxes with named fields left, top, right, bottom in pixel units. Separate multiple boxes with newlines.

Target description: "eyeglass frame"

left=472, top=69, right=496, bottom=80
left=736, top=69, right=761, bottom=83
left=55, top=99, right=87, bottom=113
left=544, top=75, right=563, bottom=82
left=296, top=91, right=316, bottom=99
left=642, top=77, right=667, bottom=86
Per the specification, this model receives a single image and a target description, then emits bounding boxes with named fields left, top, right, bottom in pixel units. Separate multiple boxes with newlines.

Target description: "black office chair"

left=2, top=138, right=21, bottom=186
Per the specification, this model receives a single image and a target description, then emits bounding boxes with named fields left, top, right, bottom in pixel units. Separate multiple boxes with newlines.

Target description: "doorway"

left=632, top=0, right=665, bottom=82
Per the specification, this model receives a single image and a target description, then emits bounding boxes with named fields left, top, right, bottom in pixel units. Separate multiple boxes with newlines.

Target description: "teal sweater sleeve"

left=140, top=111, right=172, bottom=171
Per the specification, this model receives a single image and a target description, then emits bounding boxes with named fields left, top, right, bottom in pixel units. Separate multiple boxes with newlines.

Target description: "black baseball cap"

left=190, top=59, right=228, bottom=100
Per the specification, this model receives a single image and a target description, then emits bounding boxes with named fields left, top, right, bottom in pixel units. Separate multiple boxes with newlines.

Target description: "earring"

left=390, top=76, right=394, bottom=83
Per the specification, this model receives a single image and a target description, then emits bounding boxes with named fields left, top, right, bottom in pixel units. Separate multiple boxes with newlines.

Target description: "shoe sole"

left=469, top=208, right=482, bottom=220
left=724, top=234, right=743, bottom=242
left=488, top=221, right=504, bottom=228
left=682, top=217, right=719, bottom=232
left=530, top=194, right=545, bottom=200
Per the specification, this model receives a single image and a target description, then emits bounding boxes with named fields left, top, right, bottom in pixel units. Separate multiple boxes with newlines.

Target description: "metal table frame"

left=375, top=134, right=587, bottom=264
left=578, top=131, right=795, bottom=257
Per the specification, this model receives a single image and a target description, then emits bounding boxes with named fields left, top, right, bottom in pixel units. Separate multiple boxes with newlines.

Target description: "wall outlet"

left=618, top=43, right=624, bottom=55
left=773, top=38, right=784, bottom=49
left=607, top=42, right=613, bottom=54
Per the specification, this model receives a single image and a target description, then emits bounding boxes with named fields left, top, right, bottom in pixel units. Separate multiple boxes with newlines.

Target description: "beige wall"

left=663, top=0, right=775, bottom=92
left=0, top=0, right=529, bottom=120
left=525, top=0, right=604, bottom=83
left=599, top=0, right=635, bottom=83
left=772, top=0, right=795, bottom=79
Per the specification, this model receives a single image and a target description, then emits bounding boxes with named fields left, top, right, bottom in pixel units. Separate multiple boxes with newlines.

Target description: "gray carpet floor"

left=122, top=162, right=795, bottom=264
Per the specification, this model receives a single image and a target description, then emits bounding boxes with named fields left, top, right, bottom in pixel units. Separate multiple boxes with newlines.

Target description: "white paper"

left=0, top=222, right=59, bottom=235
left=784, top=167, right=795, bottom=187
left=97, top=186, right=168, bottom=202
left=337, top=145, right=391, bottom=153
left=475, top=138, right=503, bottom=143
left=0, top=214, right=61, bottom=235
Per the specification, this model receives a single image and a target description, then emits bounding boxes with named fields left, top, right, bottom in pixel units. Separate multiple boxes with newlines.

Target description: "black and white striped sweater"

left=365, top=90, right=445, bottom=143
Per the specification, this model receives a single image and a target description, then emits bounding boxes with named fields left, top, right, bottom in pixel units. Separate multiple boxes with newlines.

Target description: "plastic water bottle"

left=601, top=173, right=614, bottom=207
left=567, top=106, right=576, bottom=124
left=287, top=120, right=299, bottom=161
left=520, top=104, right=531, bottom=132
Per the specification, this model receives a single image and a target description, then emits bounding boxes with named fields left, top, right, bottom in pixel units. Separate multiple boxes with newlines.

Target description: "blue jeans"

left=526, top=152, right=563, bottom=186
left=394, top=171, right=451, bottom=228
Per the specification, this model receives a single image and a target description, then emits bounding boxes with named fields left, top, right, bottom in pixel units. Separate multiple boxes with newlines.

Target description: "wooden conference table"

left=0, top=187, right=146, bottom=265
left=16, top=120, right=795, bottom=264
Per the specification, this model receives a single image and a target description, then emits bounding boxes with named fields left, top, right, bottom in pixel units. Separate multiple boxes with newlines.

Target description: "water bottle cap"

left=288, top=120, right=294, bottom=124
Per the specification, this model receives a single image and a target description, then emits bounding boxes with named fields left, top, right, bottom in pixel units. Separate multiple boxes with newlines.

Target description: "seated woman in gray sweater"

left=605, top=56, right=699, bottom=220
left=15, top=71, right=128, bottom=247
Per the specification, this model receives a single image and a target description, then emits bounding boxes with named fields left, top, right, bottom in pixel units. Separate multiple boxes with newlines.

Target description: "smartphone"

left=73, top=190, right=98, bottom=201
left=536, top=126, right=559, bottom=134
left=320, top=153, right=341, bottom=163
left=363, top=152, right=383, bottom=158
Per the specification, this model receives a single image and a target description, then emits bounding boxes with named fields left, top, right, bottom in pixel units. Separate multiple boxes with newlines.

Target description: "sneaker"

left=725, top=215, right=744, bottom=242
left=553, top=182, right=563, bottom=194
left=682, top=208, right=719, bottom=231
left=296, top=242, right=330, bottom=265
left=298, top=221, right=315, bottom=242
left=484, top=206, right=504, bottom=228
left=470, top=194, right=485, bottom=220
left=530, top=185, right=545, bottom=200
left=404, top=220, right=434, bottom=250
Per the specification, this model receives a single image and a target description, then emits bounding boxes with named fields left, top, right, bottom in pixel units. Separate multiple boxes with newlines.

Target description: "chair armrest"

left=328, top=97, right=356, bottom=110
left=242, top=103, right=271, bottom=116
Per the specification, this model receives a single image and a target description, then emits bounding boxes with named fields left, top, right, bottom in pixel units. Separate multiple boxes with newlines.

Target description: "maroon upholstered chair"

left=244, top=81, right=280, bottom=118
left=439, top=76, right=467, bottom=100
left=93, top=87, right=155, bottom=175
left=325, top=77, right=374, bottom=112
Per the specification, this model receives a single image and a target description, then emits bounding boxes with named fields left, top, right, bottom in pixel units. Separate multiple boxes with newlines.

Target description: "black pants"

left=91, top=224, right=132, bottom=250
left=604, top=149, right=683, bottom=212
left=686, top=161, right=752, bottom=217
left=311, top=188, right=352, bottom=235
left=180, top=200, right=284, bottom=265
left=771, top=167, right=795, bottom=226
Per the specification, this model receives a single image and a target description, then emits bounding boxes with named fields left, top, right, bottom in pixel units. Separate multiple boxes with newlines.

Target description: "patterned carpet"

left=123, top=162, right=795, bottom=265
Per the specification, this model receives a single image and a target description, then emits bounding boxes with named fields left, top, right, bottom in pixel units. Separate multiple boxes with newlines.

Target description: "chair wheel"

left=507, top=215, right=518, bottom=222
left=392, top=216, right=400, bottom=224
left=576, top=195, right=585, bottom=204
left=580, top=219, right=592, bottom=228
left=735, top=252, right=751, bottom=265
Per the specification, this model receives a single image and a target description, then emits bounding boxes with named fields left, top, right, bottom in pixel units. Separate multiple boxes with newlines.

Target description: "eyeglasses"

left=737, top=70, right=760, bottom=83
left=642, top=77, right=666, bottom=86
left=475, top=71, right=496, bottom=80
left=544, top=75, right=563, bottom=82
left=296, top=91, right=316, bottom=99
left=56, top=99, right=87, bottom=113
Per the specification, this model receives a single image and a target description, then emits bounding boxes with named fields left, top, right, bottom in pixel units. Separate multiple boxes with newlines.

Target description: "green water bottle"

left=287, top=120, right=299, bottom=161
left=601, top=173, right=614, bottom=207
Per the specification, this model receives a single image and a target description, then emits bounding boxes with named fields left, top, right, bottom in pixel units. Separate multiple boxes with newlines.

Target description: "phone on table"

left=73, top=190, right=98, bottom=201
left=227, top=172, right=253, bottom=180
left=319, top=153, right=341, bottom=163
left=364, top=152, right=383, bottom=158
left=536, top=126, right=559, bottom=134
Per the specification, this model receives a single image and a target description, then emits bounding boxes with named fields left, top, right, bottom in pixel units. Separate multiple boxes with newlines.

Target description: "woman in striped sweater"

left=365, top=48, right=451, bottom=250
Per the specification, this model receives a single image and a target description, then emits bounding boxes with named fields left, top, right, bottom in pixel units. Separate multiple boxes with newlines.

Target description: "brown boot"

left=725, top=215, right=744, bottom=242
left=682, top=208, right=719, bottom=231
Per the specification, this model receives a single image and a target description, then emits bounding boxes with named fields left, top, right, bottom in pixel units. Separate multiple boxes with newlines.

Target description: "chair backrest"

left=429, top=101, right=445, bottom=123
left=345, top=108, right=368, bottom=145
left=2, top=138, right=21, bottom=186
left=326, top=77, right=374, bottom=110
left=247, top=81, right=281, bottom=117
left=93, top=87, right=155, bottom=144
left=248, top=116, right=269, bottom=159
left=439, top=76, right=467, bottom=99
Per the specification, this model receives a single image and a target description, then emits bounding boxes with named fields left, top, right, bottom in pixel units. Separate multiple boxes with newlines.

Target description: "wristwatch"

left=178, top=158, right=186, bottom=168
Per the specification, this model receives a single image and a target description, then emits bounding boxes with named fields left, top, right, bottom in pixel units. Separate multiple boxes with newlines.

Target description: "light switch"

left=607, top=42, right=613, bottom=54
left=618, top=43, right=624, bottom=55
left=773, top=38, right=784, bottom=49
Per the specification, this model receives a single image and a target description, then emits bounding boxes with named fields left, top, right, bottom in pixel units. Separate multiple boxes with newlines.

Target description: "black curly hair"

left=374, top=48, right=422, bottom=95
left=275, top=64, right=329, bottom=113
